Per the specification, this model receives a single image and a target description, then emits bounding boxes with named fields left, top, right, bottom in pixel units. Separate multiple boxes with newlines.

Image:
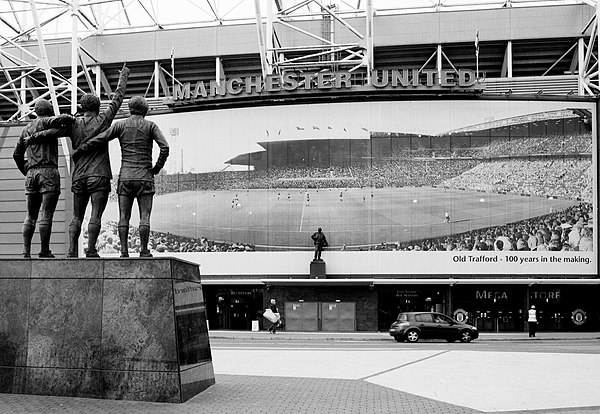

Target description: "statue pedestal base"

left=0, top=257, right=214, bottom=403
left=310, top=259, right=326, bottom=278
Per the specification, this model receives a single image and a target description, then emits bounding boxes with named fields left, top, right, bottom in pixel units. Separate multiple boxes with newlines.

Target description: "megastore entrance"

left=452, top=285, right=598, bottom=332
left=378, top=284, right=598, bottom=333
left=203, top=284, right=598, bottom=333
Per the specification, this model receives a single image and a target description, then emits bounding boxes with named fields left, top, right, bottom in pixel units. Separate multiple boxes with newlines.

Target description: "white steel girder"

left=577, top=0, right=600, bottom=96
left=254, top=0, right=373, bottom=81
left=0, top=0, right=598, bottom=122
left=0, top=1, right=91, bottom=121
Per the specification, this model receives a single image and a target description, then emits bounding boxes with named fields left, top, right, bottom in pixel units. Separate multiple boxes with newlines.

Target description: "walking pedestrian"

left=528, top=305, right=537, bottom=337
left=268, top=298, right=280, bottom=334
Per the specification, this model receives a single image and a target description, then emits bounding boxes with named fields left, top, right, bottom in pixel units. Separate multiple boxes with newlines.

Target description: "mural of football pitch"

left=102, top=186, right=577, bottom=250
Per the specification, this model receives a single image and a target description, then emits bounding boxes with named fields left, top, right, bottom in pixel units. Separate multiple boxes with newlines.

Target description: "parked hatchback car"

left=389, top=312, right=478, bottom=343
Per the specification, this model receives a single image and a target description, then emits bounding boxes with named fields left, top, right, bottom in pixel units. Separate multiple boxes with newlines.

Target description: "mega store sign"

left=167, top=68, right=483, bottom=104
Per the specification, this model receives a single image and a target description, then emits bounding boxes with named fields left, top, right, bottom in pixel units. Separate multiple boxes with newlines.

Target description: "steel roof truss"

left=78, top=51, right=96, bottom=95
left=441, top=49, right=458, bottom=73
left=0, top=65, right=23, bottom=109
left=5, top=7, right=68, bottom=45
left=569, top=44, right=578, bottom=74
left=542, top=42, right=578, bottom=76
left=0, top=92, right=19, bottom=108
left=277, top=19, right=335, bottom=45
left=312, top=0, right=364, bottom=39
left=276, top=45, right=361, bottom=65
left=0, top=15, right=20, bottom=35
left=157, top=67, right=170, bottom=97
left=419, top=49, right=437, bottom=72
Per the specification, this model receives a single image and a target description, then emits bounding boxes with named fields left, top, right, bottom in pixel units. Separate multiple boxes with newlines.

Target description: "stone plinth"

left=310, top=260, right=326, bottom=278
left=0, top=257, right=214, bottom=403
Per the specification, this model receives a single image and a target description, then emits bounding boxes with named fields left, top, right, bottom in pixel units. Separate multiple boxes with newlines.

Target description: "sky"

left=0, top=0, right=565, bottom=40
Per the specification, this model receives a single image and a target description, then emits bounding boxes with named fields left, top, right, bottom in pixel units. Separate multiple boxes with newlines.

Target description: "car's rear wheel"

left=394, top=335, right=404, bottom=342
left=459, top=330, right=473, bottom=343
left=405, top=329, right=420, bottom=343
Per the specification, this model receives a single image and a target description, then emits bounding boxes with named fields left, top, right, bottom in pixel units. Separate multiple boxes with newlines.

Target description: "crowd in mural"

left=441, top=158, right=593, bottom=202
left=374, top=132, right=591, bottom=158
left=153, top=159, right=480, bottom=193
left=153, top=132, right=591, bottom=197
left=393, top=202, right=593, bottom=252
left=88, top=221, right=255, bottom=255
left=471, top=133, right=591, bottom=158
left=93, top=127, right=593, bottom=254
left=153, top=159, right=591, bottom=203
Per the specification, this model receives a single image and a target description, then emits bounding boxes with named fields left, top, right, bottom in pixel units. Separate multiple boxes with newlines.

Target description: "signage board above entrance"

left=167, top=68, right=484, bottom=104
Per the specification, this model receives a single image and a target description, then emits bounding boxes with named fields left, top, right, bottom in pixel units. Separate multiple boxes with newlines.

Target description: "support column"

left=216, top=57, right=224, bottom=85
left=266, top=0, right=274, bottom=74
left=366, top=0, right=374, bottom=85
left=29, top=0, right=70, bottom=174
left=154, top=61, right=160, bottom=97
left=437, top=44, right=442, bottom=85
left=254, top=0, right=268, bottom=78
left=578, top=38, right=585, bottom=96
left=71, top=0, right=79, bottom=114
left=525, top=285, right=531, bottom=332
left=507, top=40, right=513, bottom=78
left=597, top=2, right=600, bottom=90
left=20, top=71, right=27, bottom=116
left=94, top=65, right=101, bottom=95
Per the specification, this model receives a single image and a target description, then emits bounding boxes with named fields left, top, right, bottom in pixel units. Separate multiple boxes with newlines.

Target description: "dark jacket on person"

left=312, top=231, right=328, bottom=248
left=13, top=117, right=65, bottom=175
left=29, top=67, right=130, bottom=181
left=74, top=114, right=170, bottom=182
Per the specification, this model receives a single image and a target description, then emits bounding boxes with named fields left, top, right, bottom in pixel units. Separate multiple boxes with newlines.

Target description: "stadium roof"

left=0, top=0, right=596, bottom=122
left=0, top=0, right=593, bottom=40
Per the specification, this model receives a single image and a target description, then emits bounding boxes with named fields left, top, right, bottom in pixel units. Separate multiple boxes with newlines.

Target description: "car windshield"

left=396, top=313, right=408, bottom=322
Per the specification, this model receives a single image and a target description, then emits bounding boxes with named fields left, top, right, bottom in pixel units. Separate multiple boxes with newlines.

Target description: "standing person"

left=26, top=63, right=130, bottom=257
left=528, top=305, right=537, bottom=337
left=578, top=227, right=593, bottom=251
left=13, top=100, right=67, bottom=258
left=311, top=227, right=328, bottom=261
left=268, top=298, right=280, bottom=334
left=444, top=210, right=450, bottom=223
left=72, top=96, right=169, bottom=258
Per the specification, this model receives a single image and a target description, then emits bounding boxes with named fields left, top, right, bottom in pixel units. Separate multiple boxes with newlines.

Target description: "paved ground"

left=1, top=331, right=599, bottom=414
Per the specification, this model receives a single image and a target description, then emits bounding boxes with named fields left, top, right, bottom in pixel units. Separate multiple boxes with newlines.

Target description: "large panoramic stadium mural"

left=95, top=99, right=595, bottom=275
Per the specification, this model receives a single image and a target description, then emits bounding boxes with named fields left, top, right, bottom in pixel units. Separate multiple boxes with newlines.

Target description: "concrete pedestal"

left=0, top=257, right=214, bottom=403
left=310, top=260, right=326, bottom=278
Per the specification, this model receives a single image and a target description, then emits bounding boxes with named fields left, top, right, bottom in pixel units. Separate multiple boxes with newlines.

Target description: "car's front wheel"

left=394, top=335, right=404, bottom=342
left=459, top=330, right=474, bottom=343
left=405, top=329, right=420, bottom=343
